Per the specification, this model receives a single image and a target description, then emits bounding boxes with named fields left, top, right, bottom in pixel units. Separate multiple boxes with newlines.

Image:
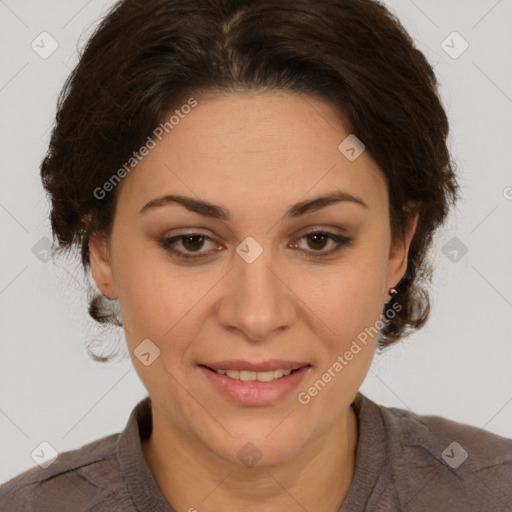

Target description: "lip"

left=198, top=363, right=311, bottom=406
left=202, top=359, right=309, bottom=372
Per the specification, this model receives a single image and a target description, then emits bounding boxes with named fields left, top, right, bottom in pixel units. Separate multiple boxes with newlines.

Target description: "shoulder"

left=364, top=395, right=512, bottom=510
left=0, top=432, right=130, bottom=512
left=381, top=400, right=512, bottom=470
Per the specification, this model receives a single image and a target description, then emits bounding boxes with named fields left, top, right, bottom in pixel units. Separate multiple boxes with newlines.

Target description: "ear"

left=385, top=201, right=420, bottom=298
left=89, top=232, right=118, bottom=300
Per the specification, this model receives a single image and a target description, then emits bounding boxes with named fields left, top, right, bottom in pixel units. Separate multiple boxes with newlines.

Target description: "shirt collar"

left=117, top=396, right=176, bottom=512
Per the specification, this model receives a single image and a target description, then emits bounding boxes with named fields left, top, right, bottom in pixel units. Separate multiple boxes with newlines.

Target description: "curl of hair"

left=41, top=0, right=460, bottom=361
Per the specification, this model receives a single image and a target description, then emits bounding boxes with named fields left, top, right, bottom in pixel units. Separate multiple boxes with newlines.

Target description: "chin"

left=201, top=422, right=313, bottom=469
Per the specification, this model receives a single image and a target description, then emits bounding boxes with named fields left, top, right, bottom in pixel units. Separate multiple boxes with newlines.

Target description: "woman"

left=1, top=0, right=511, bottom=510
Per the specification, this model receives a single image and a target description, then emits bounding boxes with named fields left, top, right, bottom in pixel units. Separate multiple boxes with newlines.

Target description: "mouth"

left=198, top=360, right=311, bottom=406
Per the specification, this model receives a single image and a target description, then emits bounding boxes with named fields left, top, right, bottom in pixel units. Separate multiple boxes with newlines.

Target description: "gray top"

left=1, top=392, right=512, bottom=511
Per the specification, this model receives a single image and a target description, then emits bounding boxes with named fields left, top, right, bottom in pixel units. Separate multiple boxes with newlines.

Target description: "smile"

left=198, top=361, right=311, bottom=406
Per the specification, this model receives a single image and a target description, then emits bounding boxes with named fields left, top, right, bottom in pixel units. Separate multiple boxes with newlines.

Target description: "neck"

left=142, top=404, right=358, bottom=512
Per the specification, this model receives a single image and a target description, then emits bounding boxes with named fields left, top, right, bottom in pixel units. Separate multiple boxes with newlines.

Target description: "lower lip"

left=199, top=365, right=311, bottom=406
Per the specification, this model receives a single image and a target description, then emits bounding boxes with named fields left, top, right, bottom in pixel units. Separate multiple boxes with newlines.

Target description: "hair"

left=41, top=0, right=460, bottom=362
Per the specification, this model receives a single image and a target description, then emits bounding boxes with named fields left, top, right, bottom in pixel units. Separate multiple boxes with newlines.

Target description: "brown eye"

left=160, top=230, right=353, bottom=262
left=293, top=231, right=353, bottom=259
left=160, top=233, right=218, bottom=260
left=305, top=233, right=330, bottom=251
left=181, top=235, right=206, bottom=252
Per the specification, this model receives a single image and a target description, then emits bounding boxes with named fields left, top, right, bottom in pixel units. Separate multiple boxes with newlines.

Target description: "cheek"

left=295, top=266, right=383, bottom=418
left=111, top=249, right=170, bottom=346
left=114, top=248, right=218, bottom=360
left=304, top=256, right=387, bottom=342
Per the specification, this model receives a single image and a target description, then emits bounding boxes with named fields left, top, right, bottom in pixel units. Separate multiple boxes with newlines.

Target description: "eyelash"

left=159, top=230, right=353, bottom=261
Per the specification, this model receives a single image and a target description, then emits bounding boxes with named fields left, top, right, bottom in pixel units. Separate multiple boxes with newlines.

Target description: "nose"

left=216, top=245, right=296, bottom=342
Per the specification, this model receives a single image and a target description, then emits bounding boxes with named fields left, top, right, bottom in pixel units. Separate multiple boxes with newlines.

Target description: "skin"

left=89, top=91, right=419, bottom=511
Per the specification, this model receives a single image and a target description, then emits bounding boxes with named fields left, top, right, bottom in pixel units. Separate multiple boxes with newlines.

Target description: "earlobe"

left=89, top=233, right=117, bottom=300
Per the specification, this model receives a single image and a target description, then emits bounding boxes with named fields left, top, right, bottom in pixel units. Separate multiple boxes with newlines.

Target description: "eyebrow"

left=139, top=190, right=368, bottom=220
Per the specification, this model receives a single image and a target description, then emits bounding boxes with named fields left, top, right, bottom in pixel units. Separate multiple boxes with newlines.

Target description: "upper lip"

left=201, top=360, right=310, bottom=372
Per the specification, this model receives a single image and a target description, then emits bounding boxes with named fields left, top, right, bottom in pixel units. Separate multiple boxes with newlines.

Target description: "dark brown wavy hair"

left=41, top=0, right=460, bottom=362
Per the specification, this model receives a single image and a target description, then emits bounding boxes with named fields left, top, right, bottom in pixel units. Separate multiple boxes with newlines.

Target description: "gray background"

left=1, top=0, right=511, bottom=483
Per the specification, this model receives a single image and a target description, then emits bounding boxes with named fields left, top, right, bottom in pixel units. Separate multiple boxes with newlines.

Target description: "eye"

left=291, top=231, right=353, bottom=259
left=159, top=229, right=353, bottom=262
left=159, top=233, right=220, bottom=260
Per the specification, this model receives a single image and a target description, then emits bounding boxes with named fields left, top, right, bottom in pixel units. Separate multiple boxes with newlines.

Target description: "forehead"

left=117, top=91, right=388, bottom=216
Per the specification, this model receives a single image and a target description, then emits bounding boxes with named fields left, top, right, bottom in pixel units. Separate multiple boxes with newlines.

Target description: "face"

left=89, top=91, right=418, bottom=467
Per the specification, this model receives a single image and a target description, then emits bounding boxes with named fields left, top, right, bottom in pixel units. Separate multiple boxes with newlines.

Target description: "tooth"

left=273, top=369, right=285, bottom=379
left=226, top=369, right=240, bottom=379
left=256, top=371, right=275, bottom=382
left=239, top=370, right=257, bottom=381
left=220, top=368, right=295, bottom=381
